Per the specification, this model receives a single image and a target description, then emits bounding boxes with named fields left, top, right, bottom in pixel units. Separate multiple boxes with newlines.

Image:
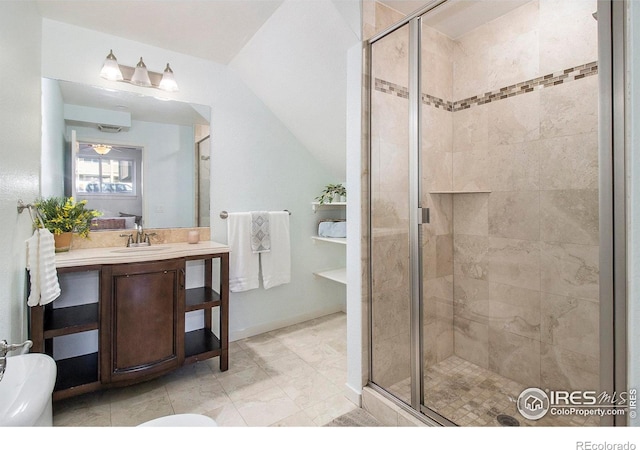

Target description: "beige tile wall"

left=369, top=22, right=412, bottom=397
left=449, top=0, right=599, bottom=392
left=367, top=0, right=600, bottom=397
left=421, top=23, right=455, bottom=369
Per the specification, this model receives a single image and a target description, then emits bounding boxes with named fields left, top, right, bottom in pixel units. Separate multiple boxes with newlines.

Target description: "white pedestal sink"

left=0, top=353, right=57, bottom=426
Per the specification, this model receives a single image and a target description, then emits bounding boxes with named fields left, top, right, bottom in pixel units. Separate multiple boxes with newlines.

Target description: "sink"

left=0, top=353, right=56, bottom=426
left=111, top=245, right=170, bottom=253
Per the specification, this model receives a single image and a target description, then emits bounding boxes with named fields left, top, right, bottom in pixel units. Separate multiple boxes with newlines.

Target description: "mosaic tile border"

left=374, top=61, right=598, bottom=112
left=374, top=78, right=409, bottom=99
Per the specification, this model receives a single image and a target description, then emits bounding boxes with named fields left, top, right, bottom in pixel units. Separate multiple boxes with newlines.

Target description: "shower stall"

left=366, top=0, right=620, bottom=426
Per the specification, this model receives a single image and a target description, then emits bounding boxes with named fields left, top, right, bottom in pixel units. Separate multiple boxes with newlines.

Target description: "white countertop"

left=54, top=241, right=230, bottom=268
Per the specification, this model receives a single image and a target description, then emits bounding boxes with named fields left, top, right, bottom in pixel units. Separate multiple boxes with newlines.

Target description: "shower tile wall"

left=421, top=23, right=455, bottom=368
left=369, top=0, right=599, bottom=398
left=442, top=0, right=598, bottom=392
left=370, top=23, right=412, bottom=394
left=362, top=0, right=405, bottom=41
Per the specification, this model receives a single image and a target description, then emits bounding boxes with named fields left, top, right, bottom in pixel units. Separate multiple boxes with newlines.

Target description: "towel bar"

left=17, top=200, right=44, bottom=224
left=219, top=210, right=290, bottom=219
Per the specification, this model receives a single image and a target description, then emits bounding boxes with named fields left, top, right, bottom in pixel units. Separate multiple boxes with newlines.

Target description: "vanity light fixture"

left=130, top=57, right=152, bottom=87
left=92, top=144, right=112, bottom=155
left=159, top=64, right=179, bottom=92
left=99, top=50, right=179, bottom=92
left=99, top=50, right=124, bottom=81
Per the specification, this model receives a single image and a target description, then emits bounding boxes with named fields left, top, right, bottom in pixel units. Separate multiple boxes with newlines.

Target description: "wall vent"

left=98, top=124, right=123, bottom=133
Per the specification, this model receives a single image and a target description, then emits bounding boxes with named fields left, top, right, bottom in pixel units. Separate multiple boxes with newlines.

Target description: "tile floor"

left=389, top=355, right=600, bottom=427
left=53, top=312, right=358, bottom=427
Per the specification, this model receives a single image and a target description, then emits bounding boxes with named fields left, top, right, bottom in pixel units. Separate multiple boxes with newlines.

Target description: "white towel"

left=26, top=228, right=61, bottom=307
left=227, top=212, right=259, bottom=292
left=260, top=211, right=291, bottom=289
left=250, top=211, right=271, bottom=253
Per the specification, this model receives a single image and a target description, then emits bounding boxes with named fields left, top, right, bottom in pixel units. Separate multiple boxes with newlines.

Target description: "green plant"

left=34, top=196, right=101, bottom=238
left=315, top=183, right=346, bottom=204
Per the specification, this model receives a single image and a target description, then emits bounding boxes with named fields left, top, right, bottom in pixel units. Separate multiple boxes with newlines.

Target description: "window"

left=75, top=149, right=136, bottom=196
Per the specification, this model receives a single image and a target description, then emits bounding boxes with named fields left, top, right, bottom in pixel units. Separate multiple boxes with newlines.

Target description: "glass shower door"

left=369, top=23, right=412, bottom=405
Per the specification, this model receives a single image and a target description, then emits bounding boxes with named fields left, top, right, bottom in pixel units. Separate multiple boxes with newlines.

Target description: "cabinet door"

left=105, top=259, right=185, bottom=383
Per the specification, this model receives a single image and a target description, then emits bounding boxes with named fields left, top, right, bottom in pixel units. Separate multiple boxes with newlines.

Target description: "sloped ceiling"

left=35, top=0, right=360, bottom=178
left=229, top=0, right=360, bottom=179
left=35, top=0, right=285, bottom=65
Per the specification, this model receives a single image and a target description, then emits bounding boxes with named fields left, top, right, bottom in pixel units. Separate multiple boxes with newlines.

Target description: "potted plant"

left=34, top=196, right=101, bottom=252
left=315, top=183, right=347, bottom=204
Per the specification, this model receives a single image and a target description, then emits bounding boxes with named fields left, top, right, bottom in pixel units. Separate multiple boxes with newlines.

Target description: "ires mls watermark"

left=516, top=387, right=637, bottom=420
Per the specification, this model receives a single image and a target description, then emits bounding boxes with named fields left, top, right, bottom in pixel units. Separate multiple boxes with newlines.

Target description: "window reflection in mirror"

left=74, top=142, right=143, bottom=231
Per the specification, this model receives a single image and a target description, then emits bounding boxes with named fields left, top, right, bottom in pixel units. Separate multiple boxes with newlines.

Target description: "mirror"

left=41, top=78, right=211, bottom=230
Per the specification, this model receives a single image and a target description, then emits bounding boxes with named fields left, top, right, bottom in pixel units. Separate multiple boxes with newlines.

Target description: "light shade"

left=130, top=57, right=152, bottom=87
left=92, top=144, right=112, bottom=155
left=100, top=50, right=123, bottom=81
left=159, top=63, right=179, bottom=92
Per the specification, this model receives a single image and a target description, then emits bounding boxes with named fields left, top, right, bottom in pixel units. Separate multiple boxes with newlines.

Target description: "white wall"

left=40, top=19, right=346, bottom=340
left=230, top=0, right=360, bottom=180
left=627, top=0, right=640, bottom=428
left=0, top=1, right=42, bottom=343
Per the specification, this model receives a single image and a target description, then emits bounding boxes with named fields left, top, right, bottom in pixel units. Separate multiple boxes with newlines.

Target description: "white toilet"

left=138, top=414, right=218, bottom=427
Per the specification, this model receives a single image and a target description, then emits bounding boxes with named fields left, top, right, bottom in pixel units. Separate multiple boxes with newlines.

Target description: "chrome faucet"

left=136, top=224, right=144, bottom=244
left=0, top=340, right=33, bottom=382
left=119, top=225, right=156, bottom=247
left=119, top=233, right=134, bottom=247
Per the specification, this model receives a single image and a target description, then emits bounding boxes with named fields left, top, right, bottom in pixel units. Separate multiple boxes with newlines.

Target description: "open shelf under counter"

left=53, top=352, right=100, bottom=400
left=314, top=267, right=347, bottom=285
left=311, top=236, right=347, bottom=245
left=185, top=328, right=222, bottom=362
left=185, top=287, right=221, bottom=312
left=43, top=303, right=99, bottom=338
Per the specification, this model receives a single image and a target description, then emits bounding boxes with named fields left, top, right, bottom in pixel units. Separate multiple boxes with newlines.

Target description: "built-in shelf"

left=185, top=328, right=221, bottom=362
left=429, top=190, right=491, bottom=194
left=311, top=236, right=347, bottom=245
left=312, top=201, right=347, bottom=212
left=185, top=287, right=221, bottom=312
left=43, top=303, right=99, bottom=338
left=311, top=200, right=346, bottom=286
left=53, top=352, right=99, bottom=393
left=314, top=268, right=347, bottom=285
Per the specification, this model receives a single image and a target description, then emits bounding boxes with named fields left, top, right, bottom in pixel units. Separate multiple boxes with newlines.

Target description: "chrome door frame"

left=598, top=0, right=628, bottom=426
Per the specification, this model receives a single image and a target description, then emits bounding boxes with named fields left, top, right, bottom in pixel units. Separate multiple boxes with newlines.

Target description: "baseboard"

left=344, top=383, right=362, bottom=407
left=229, top=305, right=345, bottom=341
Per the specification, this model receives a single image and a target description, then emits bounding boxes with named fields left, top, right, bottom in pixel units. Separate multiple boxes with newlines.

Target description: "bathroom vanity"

left=28, top=241, right=229, bottom=400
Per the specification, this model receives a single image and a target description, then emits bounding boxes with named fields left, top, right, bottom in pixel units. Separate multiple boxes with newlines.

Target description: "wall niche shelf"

left=311, top=201, right=347, bottom=212
left=311, top=236, right=346, bottom=245
left=311, top=199, right=346, bottom=286
left=429, top=190, right=491, bottom=194
left=314, top=268, right=347, bottom=285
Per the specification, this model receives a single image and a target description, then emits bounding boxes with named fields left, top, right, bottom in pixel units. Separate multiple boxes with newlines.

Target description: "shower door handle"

left=418, top=207, right=429, bottom=224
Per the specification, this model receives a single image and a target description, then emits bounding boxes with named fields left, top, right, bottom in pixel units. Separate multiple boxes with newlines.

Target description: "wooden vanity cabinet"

left=100, top=259, right=185, bottom=385
left=28, top=249, right=229, bottom=400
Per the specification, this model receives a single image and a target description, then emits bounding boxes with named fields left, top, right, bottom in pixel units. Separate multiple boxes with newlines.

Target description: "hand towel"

left=26, top=228, right=61, bottom=307
left=250, top=211, right=271, bottom=253
left=260, top=211, right=291, bottom=289
left=227, top=212, right=259, bottom=292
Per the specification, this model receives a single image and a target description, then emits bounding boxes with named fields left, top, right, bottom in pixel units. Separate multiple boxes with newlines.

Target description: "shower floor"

left=388, top=355, right=600, bottom=427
